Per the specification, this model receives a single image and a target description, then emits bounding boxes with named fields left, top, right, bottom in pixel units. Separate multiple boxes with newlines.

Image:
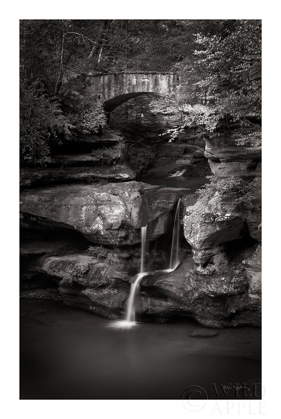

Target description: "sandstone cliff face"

left=178, top=131, right=262, bottom=326
left=20, top=130, right=137, bottom=188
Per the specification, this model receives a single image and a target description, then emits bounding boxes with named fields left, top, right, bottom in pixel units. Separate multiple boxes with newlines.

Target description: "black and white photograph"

left=1, top=3, right=276, bottom=413
left=18, top=17, right=263, bottom=402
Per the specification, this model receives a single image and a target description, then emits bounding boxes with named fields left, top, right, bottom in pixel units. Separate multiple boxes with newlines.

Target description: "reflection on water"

left=21, top=300, right=261, bottom=400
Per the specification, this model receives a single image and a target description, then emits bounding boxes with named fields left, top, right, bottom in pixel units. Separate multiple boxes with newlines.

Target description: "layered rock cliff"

left=20, top=124, right=261, bottom=328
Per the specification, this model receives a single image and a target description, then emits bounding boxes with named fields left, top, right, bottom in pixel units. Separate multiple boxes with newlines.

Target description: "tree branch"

left=64, top=31, right=98, bottom=44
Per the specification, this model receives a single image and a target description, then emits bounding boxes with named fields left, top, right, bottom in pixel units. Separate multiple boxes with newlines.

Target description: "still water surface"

left=20, top=300, right=261, bottom=399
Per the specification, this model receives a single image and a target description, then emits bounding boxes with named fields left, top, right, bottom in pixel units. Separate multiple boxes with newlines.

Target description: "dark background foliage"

left=20, top=19, right=261, bottom=164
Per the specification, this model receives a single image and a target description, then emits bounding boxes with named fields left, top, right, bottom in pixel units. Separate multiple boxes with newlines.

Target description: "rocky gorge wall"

left=181, top=130, right=261, bottom=326
left=20, top=124, right=261, bottom=328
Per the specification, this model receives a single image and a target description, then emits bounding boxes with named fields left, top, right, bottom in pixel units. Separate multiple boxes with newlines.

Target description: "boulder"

left=183, top=177, right=261, bottom=272
left=41, top=254, right=129, bottom=287
left=139, top=255, right=259, bottom=327
left=204, top=135, right=261, bottom=177
left=20, top=181, right=180, bottom=245
left=60, top=285, right=129, bottom=319
left=37, top=247, right=164, bottom=319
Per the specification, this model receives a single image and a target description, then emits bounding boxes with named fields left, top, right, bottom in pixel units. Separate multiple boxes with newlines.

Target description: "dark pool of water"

left=20, top=300, right=261, bottom=400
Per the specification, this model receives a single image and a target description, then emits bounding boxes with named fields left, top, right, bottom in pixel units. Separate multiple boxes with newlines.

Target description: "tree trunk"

left=54, top=32, right=65, bottom=96
left=88, top=20, right=112, bottom=68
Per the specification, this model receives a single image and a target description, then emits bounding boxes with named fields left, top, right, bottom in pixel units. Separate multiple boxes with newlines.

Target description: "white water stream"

left=109, top=200, right=181, bottom=330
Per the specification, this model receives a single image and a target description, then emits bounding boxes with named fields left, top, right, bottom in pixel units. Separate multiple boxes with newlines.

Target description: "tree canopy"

left=20, top=19, right=261, bottom=163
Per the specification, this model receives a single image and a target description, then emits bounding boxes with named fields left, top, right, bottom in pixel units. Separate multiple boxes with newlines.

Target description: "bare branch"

left=63, top=31, right=98, bottom=44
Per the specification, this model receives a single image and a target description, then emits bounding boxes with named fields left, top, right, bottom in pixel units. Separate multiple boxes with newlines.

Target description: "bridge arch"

left=103, top=92, right=158, bottom=113
left=84, top=71, right=180, bottom=112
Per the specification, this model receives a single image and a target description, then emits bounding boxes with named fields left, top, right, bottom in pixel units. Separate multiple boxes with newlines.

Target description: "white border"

left=1, top=2, right=280, bottom=418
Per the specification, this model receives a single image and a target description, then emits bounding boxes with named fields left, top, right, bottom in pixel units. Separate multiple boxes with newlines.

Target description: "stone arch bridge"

left=84, top=71, right=181, bottom=112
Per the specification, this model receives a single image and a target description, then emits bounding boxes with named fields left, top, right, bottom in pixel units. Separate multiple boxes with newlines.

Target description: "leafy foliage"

left=20, top=79, right=74, bottom=164
left=60, top=78, right=107, bottom=135
left=20, top=20, right=261, bottom=156
left=170, top=20, right=261, bottom=138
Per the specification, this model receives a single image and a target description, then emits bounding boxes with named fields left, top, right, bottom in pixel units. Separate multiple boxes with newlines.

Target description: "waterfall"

left=125, top=273, right=146, bottom=322
left=169, top=198, right=181, bottom=270
left=109, top=200, right=182, bottom=330
left=109, top=226, right=148, bottom=329
left=140, top=226, right=147, bottom=274
left=125, top=226, right=147, bottom=322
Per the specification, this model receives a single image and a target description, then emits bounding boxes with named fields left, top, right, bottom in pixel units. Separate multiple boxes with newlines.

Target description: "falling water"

left=124, top=272, right=146, bottom=323
left=169, top=198, right=181, bottom=270
left=109, top=226, right=148, bottom=329
left=125, top=226, right=147, bottom=322
left=140, top=225, right=147, bottom=274
left=109, top=202, right=182, bottom=330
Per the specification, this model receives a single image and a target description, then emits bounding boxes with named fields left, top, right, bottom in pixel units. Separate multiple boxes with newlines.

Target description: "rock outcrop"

left=20, top=123, right=261, bottom=328
left=20, top=164, right=136, bottom=188
left=204, top=131, right=261, bottom=177
left=20, top=130, right=137, bottom=189
left=170, top=129, right=262, bottom=326
left=183, top=177, right=261, bottom=272
left=140, top=255, right=260, bottom=327
left=30, top=250, right=260, bottom=327
left=21, top=181, right=180, bottom=245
